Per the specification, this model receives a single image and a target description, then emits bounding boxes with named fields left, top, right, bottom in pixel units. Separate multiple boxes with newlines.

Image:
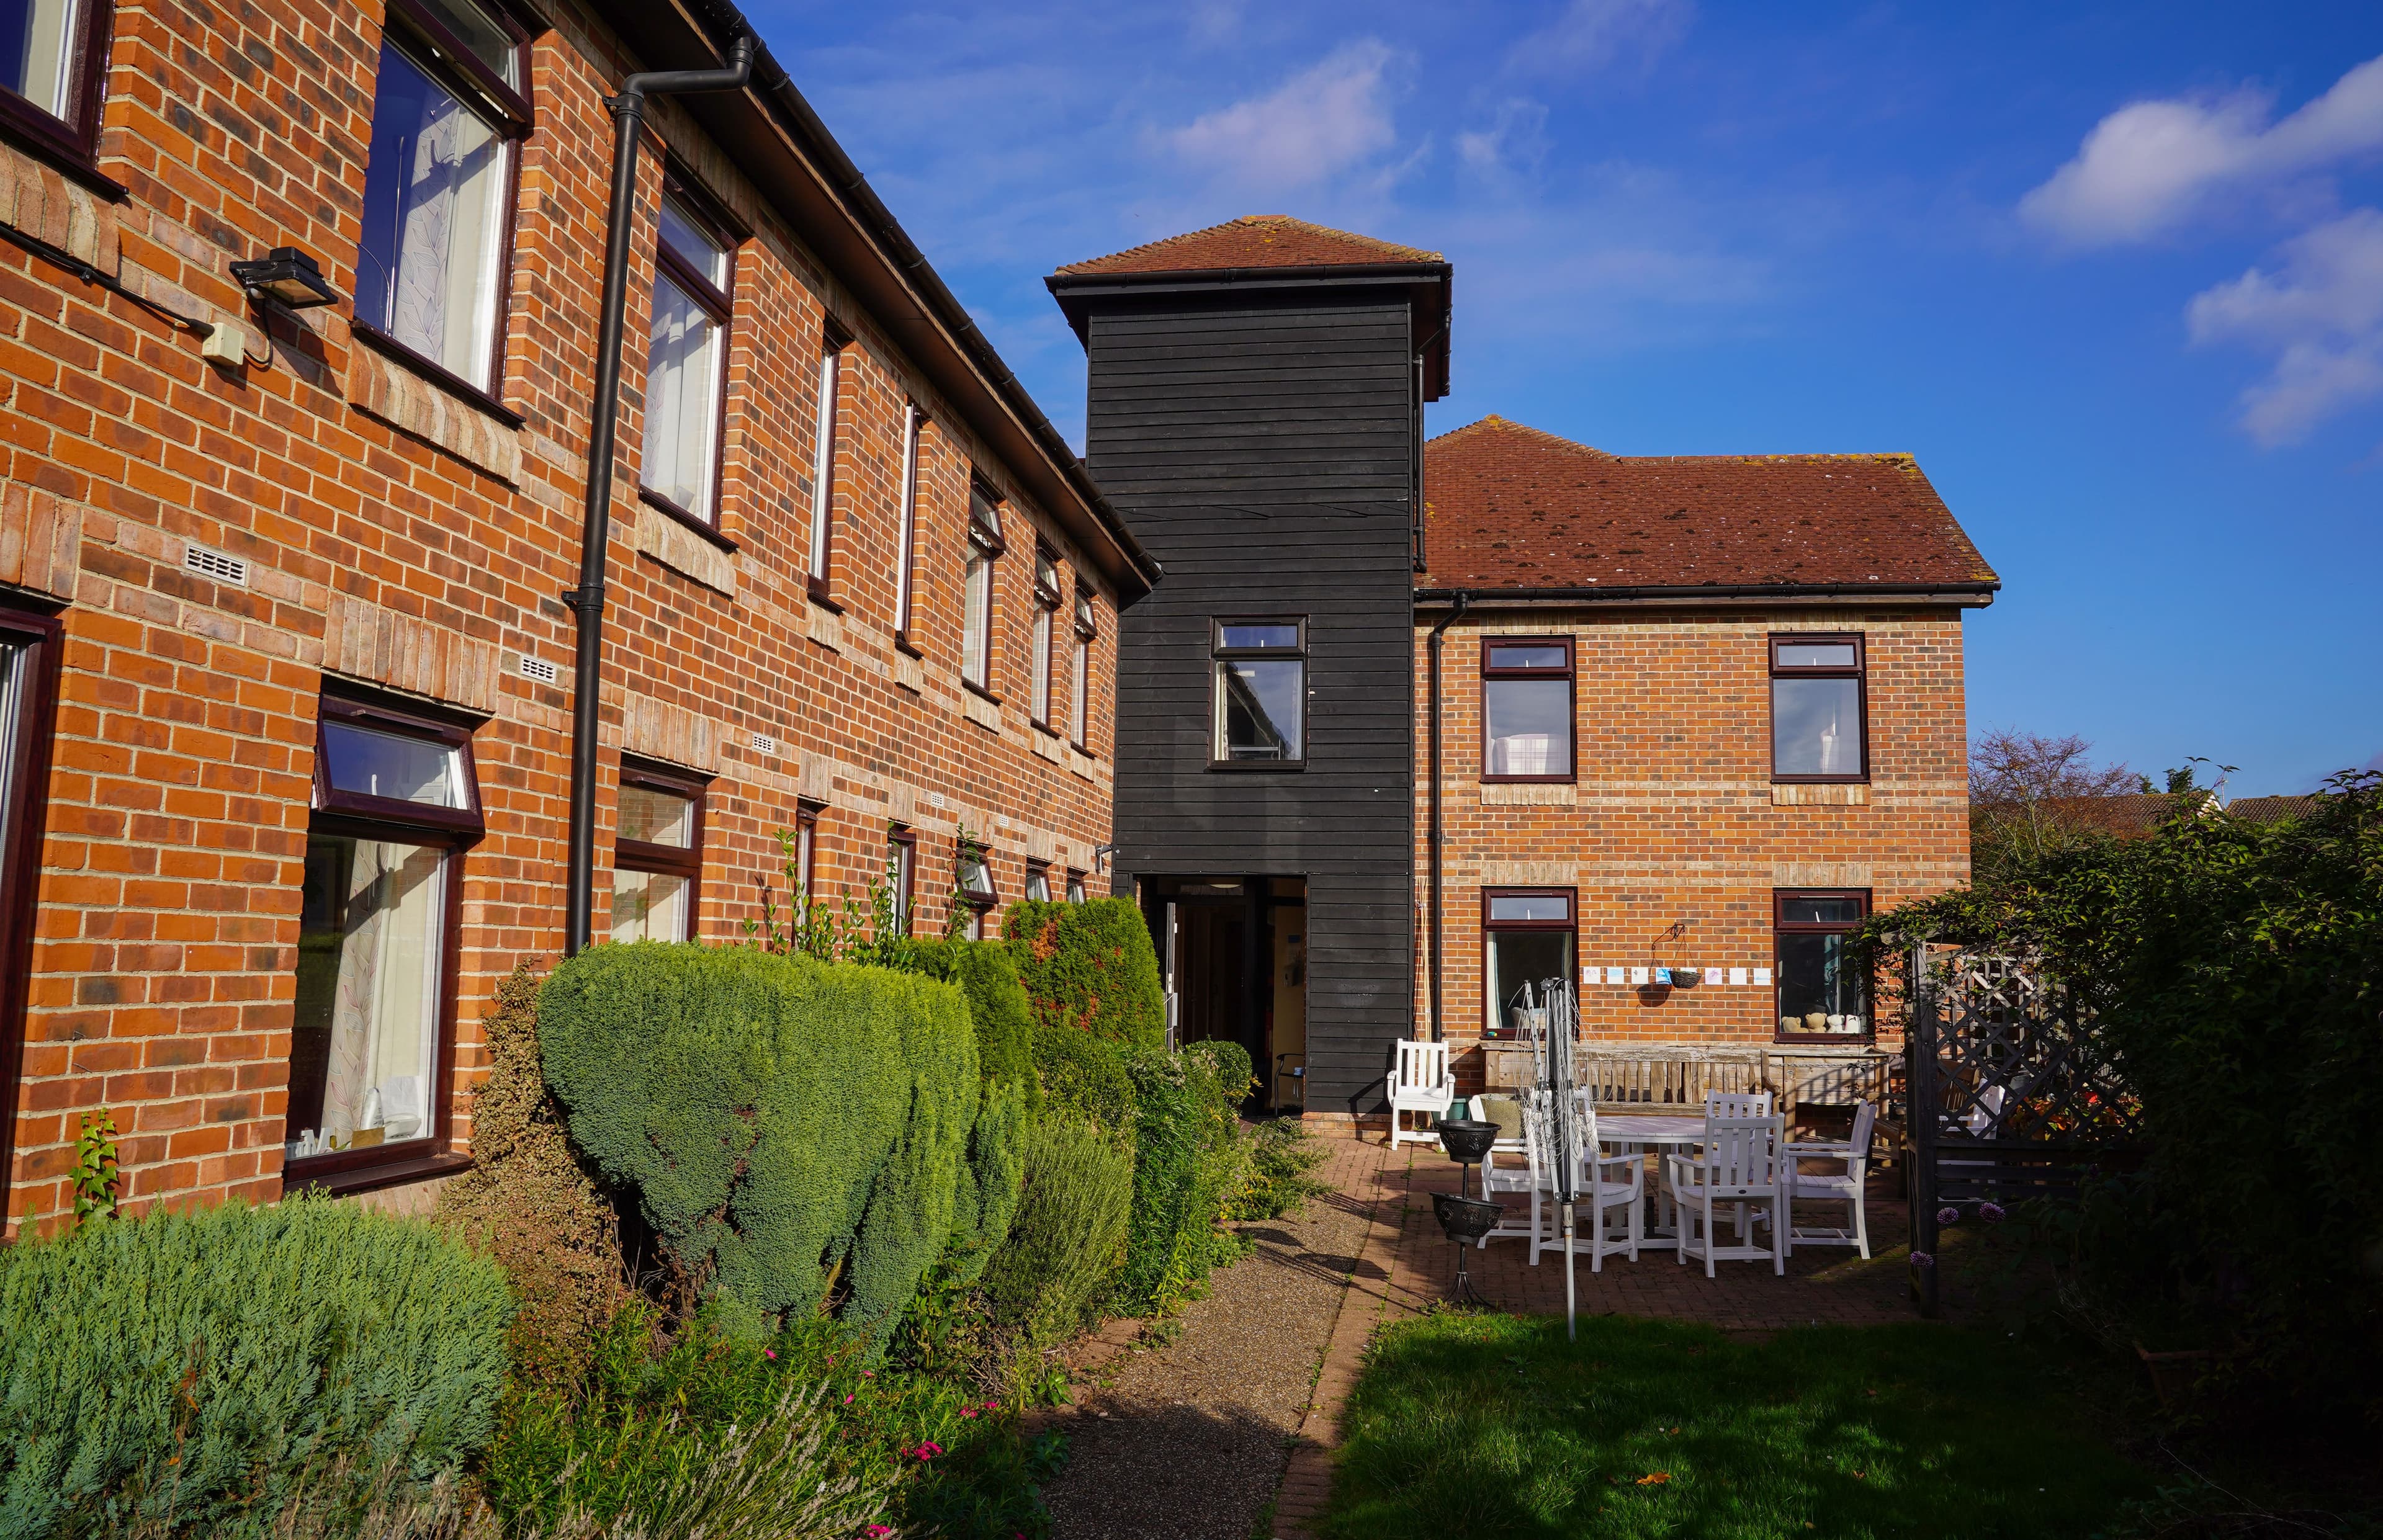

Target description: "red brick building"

left=0, top=0, right=1151, bottom=1232
left=1416, top=416, right=1997, bottom=1089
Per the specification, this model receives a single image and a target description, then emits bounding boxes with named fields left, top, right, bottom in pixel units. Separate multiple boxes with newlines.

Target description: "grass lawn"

left=1320, top=1311, right=2156, bottom=1539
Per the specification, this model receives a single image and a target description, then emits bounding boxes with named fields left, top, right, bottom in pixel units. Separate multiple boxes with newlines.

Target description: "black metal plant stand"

left=1434, top=1119, right=1503, bottom=1308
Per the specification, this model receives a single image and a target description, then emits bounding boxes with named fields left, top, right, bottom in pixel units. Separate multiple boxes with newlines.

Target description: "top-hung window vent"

left=184, top=545, right=249, bottom=587
left=518, top=653, right=559, bottom=685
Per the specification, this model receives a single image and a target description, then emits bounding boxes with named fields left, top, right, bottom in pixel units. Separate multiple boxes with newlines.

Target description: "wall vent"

left=184, top=545, right=249, bottom=587
left=750, top=733, right=777, bottom=756
left=518, top=653, right=559, bottom=686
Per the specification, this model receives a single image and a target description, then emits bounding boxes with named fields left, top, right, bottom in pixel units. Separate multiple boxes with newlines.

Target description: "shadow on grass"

left=1321, top=1312, right=2157, bottom=1540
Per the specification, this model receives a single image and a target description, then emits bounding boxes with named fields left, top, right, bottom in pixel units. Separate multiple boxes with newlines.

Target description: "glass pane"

left=808, top=350, right=837, bottom=576
left=1486, top=928, right=1573, bottom=1036
left=1072, top=635, right=1089, bottom=738
left=609, top=867, right=690, bottom=944
left=959, top=853, right=994, bottom=898
left=411, top=0, right=518, bottom=88
left=321, top=719, right=465, bottom=807
left=618, top=783, right=693, bottom=848
left=640, top=272, right=722, bottom=516
left=1484, top=677, right=1571, bottom=776
left=1066, top=874, right=1086, bottom=903
left=971, top=485, right=1003, bottom=544
left=1777, top=640, right=1858, bottom=669
left=1781, top=895, right=1864, bottom=925
left=1218, top=623, right=1299, bottom=651
left=1486, top=643, right=1566, bottom=671
left=891, top=841, right=913, bottom=933
left=2, top=0, right=78, bottom=115
left=962, top=551, right=991, bottom=686
left=1778, top=931, right=1866, bottom=1031
left=1036, top=548, right=1057, bottom=590
left=290, top=835, right=446, bottom=1155
left=1075, top=590, right=1095, bottom=630
left=356, top=43, right=510, bottom=389
left=1026, top=869, right=1049, bottom=903
left=1215, top=658, right=1303, bottom=761
left=658, top=195, right=728, bottom=289
left=1488, top=892, right=1569, bottom=923
left=1772, top=676, right=1863, bottom=776
left=1032, top=606, right=1052, bottom=719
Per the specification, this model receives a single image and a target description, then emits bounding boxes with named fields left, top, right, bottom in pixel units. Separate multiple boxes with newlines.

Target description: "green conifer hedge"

left=537, top=942, right=977, bottom=1343
left=0, top=1195, right=513, bottom=1539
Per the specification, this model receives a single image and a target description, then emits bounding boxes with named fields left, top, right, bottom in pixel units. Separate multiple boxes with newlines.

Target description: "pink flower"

left=959, top=1407, right=977, bottom=1418
left=866, top=1527, right=893, bottom=1538
left=843, top=1394, right=855, bottom=1405
left=765, top=1350, right=777, bottom=1360
left=912, top=1441, right=943, bottom=1461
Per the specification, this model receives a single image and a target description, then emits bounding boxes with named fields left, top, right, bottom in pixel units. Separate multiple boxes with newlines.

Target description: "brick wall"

left=0, top=0, right=1121, bottom=1233
left=1414, top=607, right=1972, bottom=1091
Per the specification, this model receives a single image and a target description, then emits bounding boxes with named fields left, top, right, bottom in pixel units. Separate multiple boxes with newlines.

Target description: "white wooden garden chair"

left=1666, top=1112, right=1787, bottom=1276
left=1469, top=1095, right=1538, bottom=1248
left=1785, top=1099, right=1875, bottom=1258
left=1525, top=1091, right=1643, bottom=1271
left=1385, top=1039, right=1458, bottom=1150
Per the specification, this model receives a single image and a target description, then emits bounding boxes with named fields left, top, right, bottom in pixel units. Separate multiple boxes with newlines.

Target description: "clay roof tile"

left=1057, top=215, right=1443, bottom=277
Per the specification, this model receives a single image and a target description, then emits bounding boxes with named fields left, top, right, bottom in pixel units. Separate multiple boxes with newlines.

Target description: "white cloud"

left=2186, top=209, right=2383, bottom=445
left=2020, top=54, right=2383, bottom=246
left=1458, top=99, right=1550, bottom=175
left=1507, top=0, right=1692, bottom=77
left=1164, top=40, right=1401, bottom=194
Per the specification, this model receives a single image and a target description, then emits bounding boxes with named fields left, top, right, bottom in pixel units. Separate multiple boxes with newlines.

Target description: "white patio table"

left=1598, top=1114, right=1706, bottom=1242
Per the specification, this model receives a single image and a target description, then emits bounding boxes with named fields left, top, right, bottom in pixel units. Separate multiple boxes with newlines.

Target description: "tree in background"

left=1968, top=728, right=2140, bottom=882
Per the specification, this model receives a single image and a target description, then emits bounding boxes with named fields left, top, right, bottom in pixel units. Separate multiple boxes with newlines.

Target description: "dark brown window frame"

left=960, top=477, right=1006, bottom=702
left=887, top=825, right=917, bottom=936
left=352, top=0, right=531, bottom=407
left=1070, top=583, right=1097, bottom=752
left=611, top=756, right=707, bottom=943
left=1480, top=886, right=1578, bottom=1038
left=1064, top=867, right=1087, bottom=903
left=954, top=836, right=998, bottom=939
left=0, top=0, right=115, bottom=185
left=0, top=599, right=64, bottom=1178
left=804, top=317, right=853, bottom=611
left=1480, top=633, right=1576, bottom=785
left=794, top=798, right=823, bottom=898
left=286, top=685, right=487, bottom=1196
left=1772, top=887, right=1873, bottom=1044
left=1208, top=616, right=1307, bottom=771
left=1023, top=858, right=1051, bottom=904
left=635, top=169, right=739, bottom=539
left=1769, top=632, right=1869, bottom=784
left=1030, top=542, right=1061, bottom=733
left=892, top=402, right=925, bottom=653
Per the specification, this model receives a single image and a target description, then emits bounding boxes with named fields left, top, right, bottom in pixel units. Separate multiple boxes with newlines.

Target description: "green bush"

left=982, top=1118, right=1135, bottom=1350
left=1226, top=1117, right=1331, bottom=1222
left=0, top=1194, right=513, bottom=1539
left=1003, top=898, right=1165, bottom=1050
left=907, top=940, right=1036, bottom=1283
left=538, top=942, right=977, bottom=1345
left=909, top=939, right=1038, bottom=1107
left=1114, top=1044, right=1250, bottom=1317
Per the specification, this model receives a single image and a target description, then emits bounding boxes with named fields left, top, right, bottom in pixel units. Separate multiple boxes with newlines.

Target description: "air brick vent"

left=184, top=545, right=249, bottom=587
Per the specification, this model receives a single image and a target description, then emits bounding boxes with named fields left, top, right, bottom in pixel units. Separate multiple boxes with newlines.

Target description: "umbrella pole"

left=1562, top=1204, right=1577, bottom=1339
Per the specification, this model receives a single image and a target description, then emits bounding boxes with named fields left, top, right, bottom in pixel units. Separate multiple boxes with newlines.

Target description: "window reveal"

left=961, top=483, right=1005, bottom=692
left=1482, top=889, right=1574, bottom=1039
left=1770, top=635, right=1867, bottom=781
left=611, top=766, right=704, bottom=944
left=1774, top=890, right=1870, bottom=1037
left=640, top=188, right=733, bottom=522
left=1031, top=545, right=1059, bottom=729
left=1070, top=586, right=1096, bottom=750
left=806, top=325, right=849, bottom=599
left=1211, top=620, right=1304, bottom=764
left=1481, top=638, right=1573, bottom=781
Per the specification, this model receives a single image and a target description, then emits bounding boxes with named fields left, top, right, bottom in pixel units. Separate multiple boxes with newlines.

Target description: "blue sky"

left=755, top=1, right=2381, bottom=797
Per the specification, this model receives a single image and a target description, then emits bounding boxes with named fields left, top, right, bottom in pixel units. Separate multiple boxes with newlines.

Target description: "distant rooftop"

left=1056, top=215, right=1443, bottom=277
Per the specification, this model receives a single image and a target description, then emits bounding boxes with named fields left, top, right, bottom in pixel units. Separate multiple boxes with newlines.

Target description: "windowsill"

left=1208, top=759, right=1306, bottom=772
left=283, top=1146, right=472, bottom=1198
left=638, top=485, right=738, bottom=554
left=806, top=578, right=845, bottom=614
left=894, top=633, right=924, bottom=659
left=1773, top=1033, right=1877, bottom=1048
left=1770, top=776, right=1871, bottom=786
left=963, top=678, right=1000, bottom=705
left=1031, top=719, right=1056, bottom=737
left=1481, top=776, right=1577, bottom=787
left=351, top=320, right=526, bottom=428
left=0, top=109, right=127, bottom=202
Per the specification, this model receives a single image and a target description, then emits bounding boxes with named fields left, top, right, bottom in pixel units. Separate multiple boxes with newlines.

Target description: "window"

left=640, top=186, right=733, bottom=524
left=1770, top=634, right=1866, bottom=781
left=1031, top=545, right=1059, bottom=730
left=806, top=323, right=849, bottom=602
left=794, top=800, right=822, bottom=900
left=1482, top=637, right=1573, bottom=781
left=0, top=0, right=108, bottom=159
left=894, top=404, right=923, bottom=643
left=1211, top=619, right=1304, bottom=766
left=1064, top=869, right=1087, bottom=904
left=1070, top=585, right=1095, bottom=750
left=887, top=826, right=917, bottom=936
left=290, top=693, right=482, bottom=1179
left=1024, top=861, right=1051, bottom=903
left=961, top=481, right=1004, bottom=694
left=611, top=764, right=704, bottom=944
left=0, top=602, right=60, bottom=1172
left=354, top=0, right=529, bottom=396
left=1774, top=890, right=1870, bottom=1039
left=955, top=841, right=996, bottom=940
left=1482, top=889, right=1574, bottom=1039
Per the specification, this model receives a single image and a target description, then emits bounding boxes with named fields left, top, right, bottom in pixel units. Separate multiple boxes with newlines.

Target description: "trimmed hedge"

left=0, top=1195, right=513, bottom=1539
left=539, top=942, right=977, bottom=1343
left=900, top=939, right=1034, bottom=1283
left=1003, top=898, right=1165, bottom=1050
left=1115, top=1042, right=1252, bottom=1317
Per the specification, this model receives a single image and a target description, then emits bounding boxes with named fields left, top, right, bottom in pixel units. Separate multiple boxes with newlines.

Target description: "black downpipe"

left=1425, top=591, right=1470, bottom=1040
left=564, top=35, right=754, bottom=957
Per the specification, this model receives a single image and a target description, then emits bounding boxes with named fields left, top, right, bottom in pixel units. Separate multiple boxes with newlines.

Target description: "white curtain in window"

left=320, top=841, right=444, bottom=1144
left=962, top=550, right=991, bottom=686
left=642, top=274, right=721, bottom=516
left=370, top=47, right=508, bottom=388
left=808, top=350, right=839, bottom=578
left=610, top=869, right=689, bottom=944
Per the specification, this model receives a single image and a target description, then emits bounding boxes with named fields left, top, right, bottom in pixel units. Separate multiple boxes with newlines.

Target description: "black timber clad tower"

left=1049, top=216, right=1453, bottom=1119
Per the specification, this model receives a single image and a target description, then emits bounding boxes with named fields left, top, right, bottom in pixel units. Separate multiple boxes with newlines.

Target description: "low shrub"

left=1226, top=1118, right=1331, bottom=1222
left=0, top=1194, right=513, bottom=1539
left=1115, top=1044, right=1250, bottom=1317
left=537, top=942, right=977, bottom=1346
left=981, top=1118, right=1134, bottom=1350
left=434, top=960, right=626, bottom=1386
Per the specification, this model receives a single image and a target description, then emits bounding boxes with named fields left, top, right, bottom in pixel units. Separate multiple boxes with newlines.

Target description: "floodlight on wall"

left=228, top=247, right=341, bottom=311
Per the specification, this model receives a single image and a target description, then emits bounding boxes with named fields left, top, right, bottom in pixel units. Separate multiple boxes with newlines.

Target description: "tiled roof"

left=1420, top=415, right=1999, bottom=593
left=2225, top=794, right=2324, bottom=826
left=1056, top=215, right=1443, bottom=277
